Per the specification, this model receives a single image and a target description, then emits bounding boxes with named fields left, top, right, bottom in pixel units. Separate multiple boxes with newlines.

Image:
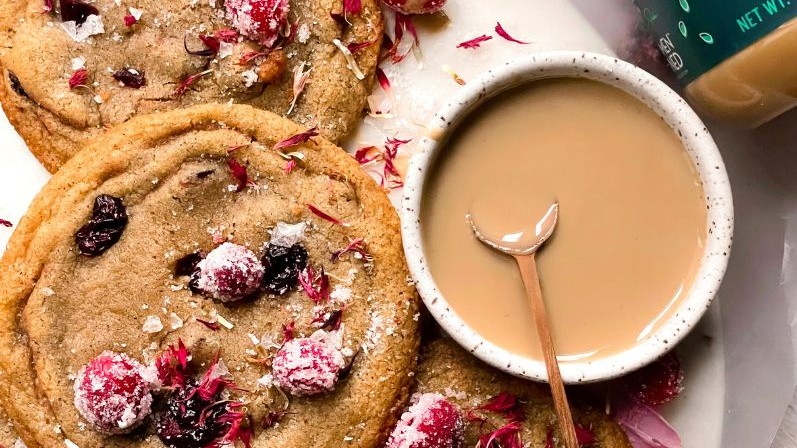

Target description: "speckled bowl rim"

left=400, top=51, right=734, bottom=384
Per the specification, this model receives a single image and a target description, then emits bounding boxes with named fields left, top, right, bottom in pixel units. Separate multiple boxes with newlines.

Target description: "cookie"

left=0, top=409, right=18, bottom=447
left=0, top=0, right=381, bottom=172
left=0, top=103, right=419, bottom=447
left=392, top=337, right=632, bottom=448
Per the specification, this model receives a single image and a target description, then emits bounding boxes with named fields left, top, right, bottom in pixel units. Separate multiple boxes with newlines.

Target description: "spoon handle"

left=514, top=254, right=579, bottom=448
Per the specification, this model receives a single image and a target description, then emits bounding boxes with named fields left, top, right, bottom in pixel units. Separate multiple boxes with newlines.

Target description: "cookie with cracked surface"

left=0, top=0, right=381, bottom=172
left=0, top=409, right=19, bottom=448
left=0, top=103, right=419, bottom=448
left=403, top=337, right=632, bottom=448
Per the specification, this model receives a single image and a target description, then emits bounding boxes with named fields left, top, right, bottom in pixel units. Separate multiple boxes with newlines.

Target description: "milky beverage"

left=422, top=78, right=707, bottom=362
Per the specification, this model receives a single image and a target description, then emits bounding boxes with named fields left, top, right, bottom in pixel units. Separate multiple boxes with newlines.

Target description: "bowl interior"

left=401, top=51, right=734, bottom=384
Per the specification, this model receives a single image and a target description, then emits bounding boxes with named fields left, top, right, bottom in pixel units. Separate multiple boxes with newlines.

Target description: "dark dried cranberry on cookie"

left=75, top=194, right=128, bottom=256
left=261, top=243, right=308, bottom=295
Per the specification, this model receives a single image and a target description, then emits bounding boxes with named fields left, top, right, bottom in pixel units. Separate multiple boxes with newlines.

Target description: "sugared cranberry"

left=225, top=0, right=289, bottom=47
left=156, top=379, right=228, bottom=448
left=623, top=352, right=683, bottom=406
left=191, top=242, right=264, bottom=302
left=73, top=351, right=154, bottom=434
left=272, top=329, right=346, bottom=396
left=261, top=243, right=308, bottom=295
left=382, top=0, right=446, bottom=15
left=387, top=393, right=465, bottom=448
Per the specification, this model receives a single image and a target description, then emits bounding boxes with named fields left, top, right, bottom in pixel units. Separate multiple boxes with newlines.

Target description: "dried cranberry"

left=623, top=352, right=683, bottom=406
left=261, top=243, right=308, bottom=295
left=8, top=72, right=27, bottom=98
left=113, top=68, right=146, bottom=88
left=156, top=379, right=228, bottom=448
left=59, top=0, right=99, bottom=24
left=387, top=393, right=465, bottom=448
left=175, top=252, right=204, bottom=278
left=75, top=194, right=128, bottom=256
left=73, top=352, right=153, bottom=434
left=191, top=243, right=264, bottom=302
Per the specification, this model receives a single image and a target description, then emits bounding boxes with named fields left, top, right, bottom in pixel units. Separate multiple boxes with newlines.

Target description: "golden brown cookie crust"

left=0, top=0, right=382, bottom=173
left=0, top=408, right=17, bottom=447
left=0, top=103, right=419, bottom=448
left=414, top=338, right=632, bottom=448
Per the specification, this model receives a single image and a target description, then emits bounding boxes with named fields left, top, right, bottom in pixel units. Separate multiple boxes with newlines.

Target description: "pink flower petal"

left=495, top=22, right=529, bottom=44
left=615, top=401, right=682, bottom=448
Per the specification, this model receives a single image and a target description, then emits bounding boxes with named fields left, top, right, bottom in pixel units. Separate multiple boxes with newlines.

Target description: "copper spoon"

left=467, top=201, right=579, bottom=448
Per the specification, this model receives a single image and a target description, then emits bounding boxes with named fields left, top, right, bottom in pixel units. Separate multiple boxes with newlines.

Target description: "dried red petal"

left=331, top=238, right=373, bottom=262
left=344, top=0, right=361, bottom=15
left=382, top=0, right=446, bottom=15
left=273, top=127, right=319, bottom=150
left=347, top=40, right=376, bottom=53
left=575, top=424, right=596, bottom=444
left=282, top=321, right=296, bottom=341
left=185, top=35, right=220, bottom=57
left=623, top=352, right=683, bottom=406
left=215, top=28, right=240, bottom=43
left=288, top=62, right=311, bottom=114
left=387, top=13, right=419, bottom=64
left=113, top=68, right=146, bottom=88
left=226, top=157, right=249, bottom=192
left=545, top=424, right=596, bottom=447
left=59, top=0, right=98, bottom=24
left=197, top=318, right=222, bottom=331
left=298, top=265, right=331, bottom=303
left=43, top=0, right=53, bottom=13
left=376, top=67, right=391, bottom=92
left=284, top=158, right=297, bottom=174
left=174, top=69, right=213, bottom=97
left=124, top=13, right=137, bottom=26
left=479, top=420, right=523, bottom=448
left=477, top=391, right=524, bottom=422
left=354, top=146, right=382, bottom=165
left=68, top=68, right=89, bottom=89
left=155, top=339, right=190, bottom=388
left=194, top=357, right=236, bottom=402
left=457, top=34, right=493, bottom=49
left=0, top=219, right=12, bottom=227
left=495, top=22, right=529, bottom=45
left=209, top=402, right=253, bottom=448
left=239, top=50, right=269, bottom=66
left=306, top=204, right=349, bottom=227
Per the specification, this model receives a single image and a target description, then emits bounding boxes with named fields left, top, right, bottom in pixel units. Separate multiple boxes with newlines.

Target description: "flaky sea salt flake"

left=142, top=315, right=163, bottom=333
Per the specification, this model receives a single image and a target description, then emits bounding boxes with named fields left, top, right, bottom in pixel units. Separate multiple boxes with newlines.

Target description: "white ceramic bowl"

left=401, top=51, right=734, bottom=384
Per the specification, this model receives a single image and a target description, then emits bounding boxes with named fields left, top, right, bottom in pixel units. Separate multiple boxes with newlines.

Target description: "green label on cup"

left=634, top=0, right=797, bottom=84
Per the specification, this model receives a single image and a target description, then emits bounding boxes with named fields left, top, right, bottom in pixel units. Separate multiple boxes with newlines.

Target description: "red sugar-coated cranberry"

left=388, top=393, right=465, bottom=448
left=623, top=352, right=683, bottom=406
left=73, top=351, right=154, bottom=434
left=382, top=0, right=446, bottom=15
left=192, top=242, right=264, bottom=302
left=224, top=0, right=289, bottom=47
left=272, top=330, right=346, bottom=396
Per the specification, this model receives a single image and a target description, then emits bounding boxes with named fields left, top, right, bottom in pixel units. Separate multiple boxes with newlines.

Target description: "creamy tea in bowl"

left=401, top=52, right=734, bottom=384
